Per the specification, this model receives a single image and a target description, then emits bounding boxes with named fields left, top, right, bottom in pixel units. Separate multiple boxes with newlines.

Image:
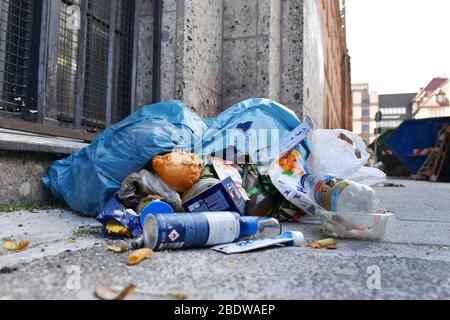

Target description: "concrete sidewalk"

left=1, top=179, right=450, bottom=300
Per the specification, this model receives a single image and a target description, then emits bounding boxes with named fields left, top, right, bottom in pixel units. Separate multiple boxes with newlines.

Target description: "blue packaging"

left=183, top=177, right=246, bottom=214
left=97, top=195, right=142, bottom=237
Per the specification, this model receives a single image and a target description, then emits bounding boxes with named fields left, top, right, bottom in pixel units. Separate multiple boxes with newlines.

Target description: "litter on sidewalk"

left=212, top=231, right=305, bottom=254
left=42, top=98, right=394, bottom=258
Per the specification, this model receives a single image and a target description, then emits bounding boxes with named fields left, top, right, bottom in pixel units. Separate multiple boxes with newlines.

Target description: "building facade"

left=0, top=0, right=353, bottom=206
left=0, top=0, right=352, bottom=141
left=352, top=83, right=378, bottom=145
left=378, top=93, right=416, bottom=131
left=317, top=0, right=352, bottom=130
left=412, top=77, right=449, bottom=119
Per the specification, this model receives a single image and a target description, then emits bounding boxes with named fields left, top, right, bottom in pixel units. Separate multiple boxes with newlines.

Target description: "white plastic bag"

left=347, top=166, right=387, bottom=186
left=307, top=129, right=386, bottom=186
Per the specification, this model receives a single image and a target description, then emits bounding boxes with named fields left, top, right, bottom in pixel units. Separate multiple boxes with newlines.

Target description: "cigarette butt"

left=107, top=244, right=128, bottom=254
left=127, top=248, right=153, bottom=266
left=314, top=238, right=336, bottom=248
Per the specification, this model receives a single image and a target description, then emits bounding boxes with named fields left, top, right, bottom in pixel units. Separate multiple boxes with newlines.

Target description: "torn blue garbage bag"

left=43, top=99, right=311, bottom=217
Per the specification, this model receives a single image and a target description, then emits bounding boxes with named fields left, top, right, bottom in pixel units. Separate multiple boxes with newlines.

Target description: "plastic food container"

left=319, top=210, right=394, bottom=241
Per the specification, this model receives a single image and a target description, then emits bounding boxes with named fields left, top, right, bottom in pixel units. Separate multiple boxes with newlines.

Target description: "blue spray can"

left=142, top=212, right=282, bottom=251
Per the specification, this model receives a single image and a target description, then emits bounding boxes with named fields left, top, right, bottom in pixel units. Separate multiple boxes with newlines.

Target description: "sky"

left=346, top=0, right=450, bottom=94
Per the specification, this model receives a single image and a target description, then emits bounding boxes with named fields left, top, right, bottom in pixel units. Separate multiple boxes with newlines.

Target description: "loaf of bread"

left=152, top=152, right=203, bottom=193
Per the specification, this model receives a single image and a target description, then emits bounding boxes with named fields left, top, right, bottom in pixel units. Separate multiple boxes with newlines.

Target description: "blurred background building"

left=317, top=0, right=353, bottom=130
left=412, top=77, right=449, bottom=119
left=378, top=93, right=416, bottom=132
left=351, top=83, right=378, bottom=145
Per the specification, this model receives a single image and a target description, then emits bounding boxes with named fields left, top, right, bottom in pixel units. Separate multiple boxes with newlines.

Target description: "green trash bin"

left=369, top=130, right=410, bottom=177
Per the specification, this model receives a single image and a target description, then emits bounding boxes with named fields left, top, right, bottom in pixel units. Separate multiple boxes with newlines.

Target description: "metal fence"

left=0, top=0, right=137, bottom=140
left=0, top=0, right=35, bottom=116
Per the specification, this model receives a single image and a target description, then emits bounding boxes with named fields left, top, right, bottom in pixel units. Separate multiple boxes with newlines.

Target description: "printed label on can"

left=205, top=212, right=241, bottom=246
left=313, top=176, right=350, bottom=212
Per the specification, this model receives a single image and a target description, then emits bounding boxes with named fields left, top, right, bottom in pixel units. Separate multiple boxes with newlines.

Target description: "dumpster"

left=387, top=117, right=450, bottom=180
left=369, top=130, right=410, bottom=177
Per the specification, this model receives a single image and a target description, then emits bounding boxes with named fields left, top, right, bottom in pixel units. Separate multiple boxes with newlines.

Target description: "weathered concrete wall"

left=136, top=0, right=154, bottom=107
left=136, top=0, right=326, bottom=123
left=155, top=0, right=224, bottom=117
left=278, top=0, right=325, bottom=127
left=0, top=151, right=58, bottom=206
left=302, top=0, right=325, bottom=128
left=280, top=0, right=304, bottom=117
left=221, top=0, right=281, bottom=109
left=174, top=0, right=224, bottom=117
left=160, top=0, right=178, bottom=101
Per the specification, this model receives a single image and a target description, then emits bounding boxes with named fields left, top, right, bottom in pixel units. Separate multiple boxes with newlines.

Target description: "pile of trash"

left=43, top=98, right=393, bottom=254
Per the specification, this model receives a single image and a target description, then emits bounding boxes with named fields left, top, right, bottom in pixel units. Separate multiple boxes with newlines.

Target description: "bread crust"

left=152, top=152, right=202, bottom=193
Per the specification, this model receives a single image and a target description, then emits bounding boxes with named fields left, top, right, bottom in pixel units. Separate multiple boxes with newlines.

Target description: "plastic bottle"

left=301, top=174, right=379, bottom=214
left=142, top=212, right=282, bottom=250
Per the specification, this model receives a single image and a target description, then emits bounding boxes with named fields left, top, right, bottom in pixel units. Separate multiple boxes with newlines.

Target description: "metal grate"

left=112, top=0, right=134, bottom=123
left=0, top=0, right=136, bottom=138
left=0, top=0, right=34, bottom=116
left=82, top=0, right=110, bottom=130
left=56, top=0, right=80, bottom=126
left=54, top=0, right=135, bottom=131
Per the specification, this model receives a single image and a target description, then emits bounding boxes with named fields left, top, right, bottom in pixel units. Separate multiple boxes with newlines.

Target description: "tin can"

left=142, top=212, right=242, bottom=250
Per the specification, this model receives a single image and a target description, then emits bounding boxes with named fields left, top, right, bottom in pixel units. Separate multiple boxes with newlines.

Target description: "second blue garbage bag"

left=43, top=98, right=311, bottom=217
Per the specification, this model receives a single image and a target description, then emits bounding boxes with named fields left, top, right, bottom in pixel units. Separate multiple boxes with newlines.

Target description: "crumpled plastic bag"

left=307, top=129, right=386, bottom=186
left=268, top=147, right=317, bottom=216
left=118, top=169, right=183, bottom=211
left=43, top=99, right=311, bottom=217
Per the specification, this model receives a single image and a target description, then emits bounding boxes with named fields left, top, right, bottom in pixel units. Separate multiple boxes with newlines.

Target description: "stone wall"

left=302, top=0, right=324, bottom=128
left=221, top=0, right=279, bottom=109
left=135, top=0, right=155, bottom=108
left=173, top=0, right=224, bottom=117
left=136, top=0, right=326, bottom=125
left=0, top=151, right=59, bottom=206
left=279, top=0, right=304, bottom=117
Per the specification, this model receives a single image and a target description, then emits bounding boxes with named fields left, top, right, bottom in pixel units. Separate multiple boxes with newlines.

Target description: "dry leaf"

left=225, top=262, right=239, bottom=269
left=307, top=243, right=321, bottom=249
left=307, top=238, right=337, bottom=249
left=107, top=244, right=128, bottom=254
left=167, top=292, right=189, bottom=300
left=3, top=239, right=29, bottom=251
left=16, top=240, right=29, bottom=251
left=3, top=240, right=17, bottom=251
left=95, top=284, right=136, bottom=300
left=127, top=248, right=153, bottom=266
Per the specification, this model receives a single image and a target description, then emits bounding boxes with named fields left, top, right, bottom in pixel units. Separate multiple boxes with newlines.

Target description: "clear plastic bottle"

left=301, top=174, right=379, bottom=214
left=143, top=212, right=282, bottom=250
